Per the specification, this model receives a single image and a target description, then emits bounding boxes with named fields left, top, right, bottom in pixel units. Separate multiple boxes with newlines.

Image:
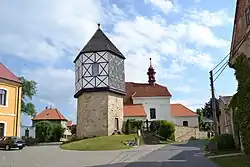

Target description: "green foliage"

left=19, top=77, right=37, bottom=117
left=215, top=134, right=235, bottom=150
left=35, top=121, right=65, bottom=142
left=35, top=121, right=53, bottom=142
left=158, top=120, right=175, bottom=140
left=150, top=120, right=161, bottom=133
left=196, top=108, right=205, bottom=130
left=233, top=54, right=250, bottom=155
left=203, top=98, right=221, bottom=121
left=50, top=123, right=65, bottom=142
left=124, top=119, right=143, bottom=134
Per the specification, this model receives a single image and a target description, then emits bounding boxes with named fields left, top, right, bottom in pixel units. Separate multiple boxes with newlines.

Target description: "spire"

left=73, top=24, right=125, bottom=62
left=149, top=58, right=152, bottom=67
left=147, top=58, right=156, bottom=86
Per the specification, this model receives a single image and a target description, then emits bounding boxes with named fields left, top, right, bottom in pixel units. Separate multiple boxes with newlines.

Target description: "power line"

left=211, top=28, right=250, bottom=72
left=211, top=28, right=250, bottom=82
left=214, top=61, right=228, bottom=82
left=213, top=59, right=229, bottom=76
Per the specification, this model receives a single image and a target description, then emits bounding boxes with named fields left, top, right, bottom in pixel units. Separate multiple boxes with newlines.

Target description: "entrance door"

left=115, top=118, right=119, bottom=130
left=0, top=123, right=5, bottom=138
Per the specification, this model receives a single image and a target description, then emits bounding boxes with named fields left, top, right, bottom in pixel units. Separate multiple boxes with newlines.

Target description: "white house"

left=123, top=58, right=198, bottom=127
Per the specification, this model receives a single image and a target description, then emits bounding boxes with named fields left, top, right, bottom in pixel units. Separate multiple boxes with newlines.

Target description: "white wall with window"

left=173, top=116, right=198, bottom=127
left=0, top=88, right=8, bottom=107
left=132, top=96, right=172, bottom=121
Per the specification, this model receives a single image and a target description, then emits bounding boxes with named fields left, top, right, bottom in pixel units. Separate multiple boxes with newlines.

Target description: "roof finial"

left=149, top=58, right=152, bottom=67
left=97, top=23, right=100, bottom=29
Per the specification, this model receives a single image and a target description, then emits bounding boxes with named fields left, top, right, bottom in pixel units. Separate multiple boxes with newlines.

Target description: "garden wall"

left=174, top=125, right=207, bottom=141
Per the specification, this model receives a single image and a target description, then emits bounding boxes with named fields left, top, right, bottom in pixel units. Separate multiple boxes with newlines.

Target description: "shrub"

left=158, top=120, right=175, bottom=140
left=150, top=120, right=161, bottom=133
left=124, top=119, right=143, bottom=134
left=216, top=134, right=235, bottom=150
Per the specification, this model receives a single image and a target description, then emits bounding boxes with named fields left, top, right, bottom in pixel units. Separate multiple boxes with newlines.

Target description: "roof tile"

left=171, top=104, right=197, bottom=117
left=124, top=82, right=171, bottom=105
left=0, top=63, right=21, bottom=83
left=123, top=104, right=146, bottom=117
left=32, top=108, right=67, bottom=121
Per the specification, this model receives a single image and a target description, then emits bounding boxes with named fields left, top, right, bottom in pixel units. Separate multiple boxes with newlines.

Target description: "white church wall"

left=132, top=96, right=173, bottom=122
left=173, top=116, right=198, bottom=127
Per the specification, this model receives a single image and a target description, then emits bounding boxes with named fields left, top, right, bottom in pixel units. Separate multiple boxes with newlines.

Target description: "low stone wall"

left=174, top=125, right=207, bottom=141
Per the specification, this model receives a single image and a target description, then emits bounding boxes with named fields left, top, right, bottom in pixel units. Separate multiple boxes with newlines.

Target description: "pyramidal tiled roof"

left=32, top=108, right=67, bottom=121
left=74, top=27, right=125, bottom=62
left=0, top=63, right=21, bottom=83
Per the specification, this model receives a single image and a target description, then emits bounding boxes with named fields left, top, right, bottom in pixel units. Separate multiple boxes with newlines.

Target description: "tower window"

left=92, top=63, right=99, bottom=76
left=0, top=89, right=7, bottom=106
left=150, top=108, right=156, bottom=119
left=183, top=121, right=188, bottom=127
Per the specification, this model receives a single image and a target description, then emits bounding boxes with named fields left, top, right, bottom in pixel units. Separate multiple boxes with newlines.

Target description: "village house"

left=0, top=63, right=22, bottom=137
left=32, top=107, right=72, bottom=140
left=229, top=0, right=250, bottom=65
left=218, top=96, right=233, bottom=135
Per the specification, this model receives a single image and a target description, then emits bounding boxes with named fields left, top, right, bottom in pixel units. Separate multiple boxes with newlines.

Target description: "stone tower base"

left=76, top=92, right=124, bottom=138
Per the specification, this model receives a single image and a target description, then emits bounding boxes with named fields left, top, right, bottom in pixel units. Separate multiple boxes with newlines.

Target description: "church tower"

left=74, top=24, right=126, bottom=137
left=147, top=58, right=156, bottom=86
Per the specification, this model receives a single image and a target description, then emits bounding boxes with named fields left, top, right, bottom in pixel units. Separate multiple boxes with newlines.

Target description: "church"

left=74, top=24, right=198, bottom=138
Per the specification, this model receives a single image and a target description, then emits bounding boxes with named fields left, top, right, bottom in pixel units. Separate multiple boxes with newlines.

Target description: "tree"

left=196, top=108, right=205, bottom=130
left=203, top=98, right=221, bottom=121
left=19, top=77, right=37, bottom=117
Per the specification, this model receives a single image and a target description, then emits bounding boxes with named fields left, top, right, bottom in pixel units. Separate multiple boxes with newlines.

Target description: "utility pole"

left=209, top=70, right=219, bottom=137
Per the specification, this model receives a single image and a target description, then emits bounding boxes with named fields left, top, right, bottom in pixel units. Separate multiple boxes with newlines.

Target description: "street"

left=0, top=140, right=219, bottom=167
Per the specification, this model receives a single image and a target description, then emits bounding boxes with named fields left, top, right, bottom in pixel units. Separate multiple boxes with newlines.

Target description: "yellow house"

left=0, top=63, right=22, bottom=137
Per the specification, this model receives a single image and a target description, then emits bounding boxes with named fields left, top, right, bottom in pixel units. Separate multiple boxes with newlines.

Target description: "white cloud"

left=187, top=9, right=233, bottom=27
left=0, top=0, right=103, bottom=64
left=145, top=0, right=176, bottom=14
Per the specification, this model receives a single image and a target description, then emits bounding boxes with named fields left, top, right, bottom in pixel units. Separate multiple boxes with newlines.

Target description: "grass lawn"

left=60, top=134, right=139, bottom=151
left=211, top=155, right=250, bottom=167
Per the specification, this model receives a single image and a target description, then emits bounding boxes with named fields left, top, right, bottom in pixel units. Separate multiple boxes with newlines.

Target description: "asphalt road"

left=0, top=140, right=219, bottom=167
left=90, top=140, right=219, bottom=167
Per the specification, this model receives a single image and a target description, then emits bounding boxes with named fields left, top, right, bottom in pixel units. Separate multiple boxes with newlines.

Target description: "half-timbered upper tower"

left=74, top=24, right=126, bottom=137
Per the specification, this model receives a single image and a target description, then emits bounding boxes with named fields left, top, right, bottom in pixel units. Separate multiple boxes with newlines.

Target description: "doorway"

left=0, top=123, right=5, bottom=137
left=115, top=118, right=119, bottom=130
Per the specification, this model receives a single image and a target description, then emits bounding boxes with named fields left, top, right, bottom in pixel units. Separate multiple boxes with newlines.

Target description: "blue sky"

left=0, top=0, right=237, bottom=125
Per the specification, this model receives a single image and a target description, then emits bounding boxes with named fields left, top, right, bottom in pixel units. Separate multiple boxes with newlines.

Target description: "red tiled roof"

left=32, top=108, right=67, bottom=121
left=124, top=82, right=171, bottom=105
left=67, top=121, right=72, bottom=127
left=171, top=104, right=197, bottom=117
left=123, top=104, right=146, bottom=117
left=0, top=63, right=21, bottom=83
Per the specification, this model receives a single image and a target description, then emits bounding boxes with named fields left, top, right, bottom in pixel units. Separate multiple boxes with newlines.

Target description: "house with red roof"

left=32, top=106, right=73, bottom=139
left=123, top=59, right=198, bottom=127
left=0, top=63, right=22, bottom=137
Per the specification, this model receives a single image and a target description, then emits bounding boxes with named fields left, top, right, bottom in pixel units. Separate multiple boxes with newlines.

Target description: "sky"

left=0, top=0, right=237, bottom=125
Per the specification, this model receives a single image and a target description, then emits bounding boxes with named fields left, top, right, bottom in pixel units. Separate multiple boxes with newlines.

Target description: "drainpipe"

left=15, top=86, right=21, bottom=136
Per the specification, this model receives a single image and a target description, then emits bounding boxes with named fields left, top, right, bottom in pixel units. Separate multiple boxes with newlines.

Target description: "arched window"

left=0, top=123, right=5, bottom=137
left=0, top=89, right=7, bottom=106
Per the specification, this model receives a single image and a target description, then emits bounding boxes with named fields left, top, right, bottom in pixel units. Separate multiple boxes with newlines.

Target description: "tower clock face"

left=74, top=51, right=125, bottom=94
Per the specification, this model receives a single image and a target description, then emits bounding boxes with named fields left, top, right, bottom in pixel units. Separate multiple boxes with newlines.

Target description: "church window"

left=150, top=108, right=156, bottom=119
